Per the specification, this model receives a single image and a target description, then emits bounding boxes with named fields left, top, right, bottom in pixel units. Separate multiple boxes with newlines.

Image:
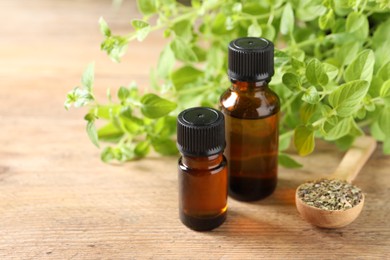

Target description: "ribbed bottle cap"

left=228, top=37, right=274, bottom=82
left=177, top=107, right=225, bottom=157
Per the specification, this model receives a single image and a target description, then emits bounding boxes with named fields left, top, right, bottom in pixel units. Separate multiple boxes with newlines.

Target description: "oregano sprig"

left=65, top=0, right=390, bottom=166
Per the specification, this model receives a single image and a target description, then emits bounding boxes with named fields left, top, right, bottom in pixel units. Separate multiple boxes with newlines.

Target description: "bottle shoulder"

left=178, top=156, right=227, bottom=175
left=220, top=87, right=280, bottom=119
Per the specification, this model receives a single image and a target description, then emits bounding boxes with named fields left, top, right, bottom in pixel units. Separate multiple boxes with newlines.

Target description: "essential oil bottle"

left=177, top=107, right=227, bottom=231
left=220, top=37, right=280, bottom=202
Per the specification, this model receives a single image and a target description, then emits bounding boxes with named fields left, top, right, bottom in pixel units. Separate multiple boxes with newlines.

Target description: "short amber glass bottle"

left=177, top=107, right=227, bottom=231
left=220, top=37, right=280, bottom=201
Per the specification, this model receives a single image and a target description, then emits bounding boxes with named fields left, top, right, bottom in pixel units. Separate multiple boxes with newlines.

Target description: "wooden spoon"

left=295, top=136, right=377, bottom=228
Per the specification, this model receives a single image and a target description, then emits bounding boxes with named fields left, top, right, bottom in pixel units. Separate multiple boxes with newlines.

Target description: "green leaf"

left=328, top=80, right=369, bottom=117
left=134, top=140, right=150, bottom=157
left=248, top=22, right=262, bottom=37
left=334, top=135, right=355, bottom=151
left=279, top=133, right=291, bottom=151
left=153, top=116, right=176, bottom=137
left=120, top=115, right=143, bottom=134
left=117, top=86, right=130, bottom=101
left=378, top=106, right=390, bottom=137
left=86, top=120, right=100, bottom=148
left=344, top=50, right=375, bottom=83
left=140, top=94, right=177, bottom=119
left=282, top=73, right=301, bottom=91
left=94, top=105, right=121, bottom=119
left=319, top=9, right=335, bottom=30
left=101, top=147, right=115, bottom=162
left=380, top=80, right=390, bottom=104
left=372, top=18, right=390, bottom=49
left=99, top=17, right=111, bottom=37
left=261, top=24, right=276, bottom=41
left=324, top=117, right=352, bottom=141
left=337, top=42, right=360, bottom=66
left=171, top=66, right=203, bottom=90
left=82, top=63, right=94, bottom=91
left=211, top=13, right=228, bottom=35
left=100, top=35, right=129, bottom=62
left=323, top=63, right=339, bottom=81
left=296, top=3, right=326, bottom=22
left=294, top=125, right=315, bottom=156
left=131, top=19, right=151, bottom=41
left=151, top=138, right=178, bottom=155
left=278, top=154, right=303, bottom=168
left=306, top=59, right=328, bottom=87
left=136, top=0, right=157, bottom=15
left=64, top=87, right=94, bottom=110
left=302, top=86, right=320, bottom=104
left=171, top=38, right=198, bottom=63
left=97, top=122, right=124, bottom=142
left=370, top=121, right=386, bottom=142
left=346, top=12, right=368, bottom=40
left=300, top=103, right=318, bottom=123
left=280, top=3, right=294, bottom=35
left=172, top=20, right=193, bottom=42
left=157, top=45, right=175, bottom=78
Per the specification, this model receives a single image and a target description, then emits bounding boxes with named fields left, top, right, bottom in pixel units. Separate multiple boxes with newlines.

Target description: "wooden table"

left=0, top=0, right=389, bottom=258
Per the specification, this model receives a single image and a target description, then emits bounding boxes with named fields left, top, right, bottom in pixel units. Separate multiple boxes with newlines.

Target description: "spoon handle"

left=330, top=136, right=377, bottom=183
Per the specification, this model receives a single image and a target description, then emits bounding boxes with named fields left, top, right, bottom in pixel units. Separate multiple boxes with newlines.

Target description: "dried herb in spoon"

left=297, top=179, right=363, bottom=211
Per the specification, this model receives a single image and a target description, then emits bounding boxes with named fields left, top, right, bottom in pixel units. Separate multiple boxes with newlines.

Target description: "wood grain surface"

left=0, top=0, right=389, bottom=259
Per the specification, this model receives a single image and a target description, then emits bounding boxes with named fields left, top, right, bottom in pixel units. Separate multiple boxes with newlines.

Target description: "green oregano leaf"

left=134, top=140, right=150, bottom=157
left=306, top=59, right=328, bottom=87
left=378, top=106, right=390, bottom=137
left=319, top=9, right=335, bottom=30
left=151, top=138, right=178, bottom=155
left=171, top=38, right=198, bottom=63
left=140, top=94, right=177, bottom=119
left=248, top=22, right=262, bottom=37
left=325, top=117, right=352, bottom=141
left=171, top=66, right=203, bottom=90
left=380, top=79, right=390, bottom=105
left=157, top=45, right=175, bottom=78
left=86, top=120, right=100, bottom=148
left=294, top=125, right=315, bottom=156
left=117, top=86, right=130, bottom=101
left=344, top=50, right=375, bottom=83
left=328, top=80, right=369, bottom=117
left=131, top=19, right=151, bottom=41
left=278, top=153, right=303, bottom=168
left=302, top=86, right=320, bottom=104
left=99, top=17, right=111, bottom=37
left=137, top=0, right=157, bottom=15
left=337, top=42, right=360, bottom=66
left=97, top=122, right=124, bottom=142
left=282, top=72, right=301, bottom=91
left=280, top=3, right=294, bottom=35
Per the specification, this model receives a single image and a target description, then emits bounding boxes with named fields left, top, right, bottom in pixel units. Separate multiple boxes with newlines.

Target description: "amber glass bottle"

left=177, top=107, right=227, bottom=231
left=220, top=37, right=280, bottom=202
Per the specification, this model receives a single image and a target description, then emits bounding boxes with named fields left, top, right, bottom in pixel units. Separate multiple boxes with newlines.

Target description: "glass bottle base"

left=179, top=211, right=226, bottom=231
left=229, top=176, right=277, bottom=202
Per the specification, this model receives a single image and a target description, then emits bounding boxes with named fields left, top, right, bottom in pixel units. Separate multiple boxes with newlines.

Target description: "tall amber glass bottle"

left=177, top=107, right=227, bottom=231
left=220, top=37, right=280, bottom=201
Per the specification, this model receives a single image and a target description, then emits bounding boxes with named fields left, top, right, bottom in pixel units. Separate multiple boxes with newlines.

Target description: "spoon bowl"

left=295, top=188, right=365, bottom=228
left=295, top=136, right=376, bottom=229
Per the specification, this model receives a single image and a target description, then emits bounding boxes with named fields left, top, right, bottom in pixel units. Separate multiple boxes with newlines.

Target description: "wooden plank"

left=0, top=0, right=389, bottom=259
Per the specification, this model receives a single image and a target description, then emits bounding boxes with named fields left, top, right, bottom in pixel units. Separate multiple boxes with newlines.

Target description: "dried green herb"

left=297, top=179, right=362, bottom=211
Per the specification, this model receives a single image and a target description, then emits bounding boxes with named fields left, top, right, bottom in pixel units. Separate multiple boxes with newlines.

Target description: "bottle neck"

left=181, top=153, right=224, bottom=170
left=230, top=79, right=269, bottom=92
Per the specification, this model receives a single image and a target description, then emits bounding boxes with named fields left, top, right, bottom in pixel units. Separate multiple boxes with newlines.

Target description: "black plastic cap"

left=177, top=107, right=225, bottom=157
left=228, top=37, right=274, bottom=82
